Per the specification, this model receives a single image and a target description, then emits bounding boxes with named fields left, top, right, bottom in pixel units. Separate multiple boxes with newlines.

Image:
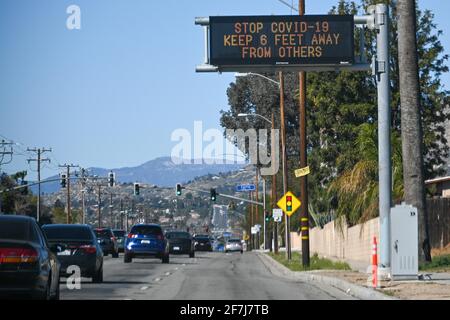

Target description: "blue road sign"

left=236, top=184, right=256, bottom=192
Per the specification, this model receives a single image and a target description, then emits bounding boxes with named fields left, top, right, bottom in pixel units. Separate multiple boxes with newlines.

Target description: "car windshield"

left=43, top=226, right=93, bottom=240
left=0, top=219, right=31, bottom=241
left=130, top=225, right=162, bottom=236
left=195, top=236, right=210, bottom=241
left=113, top=230, right=125, bottom=237
left=94, top=229, right=112, bottom=238
left=166, top=232, right=190, bottom=239
left=228, top=239, right=241, bottom=243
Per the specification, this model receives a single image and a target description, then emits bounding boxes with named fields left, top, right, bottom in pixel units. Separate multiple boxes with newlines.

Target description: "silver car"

left=225, top=238, right=243, bottom=253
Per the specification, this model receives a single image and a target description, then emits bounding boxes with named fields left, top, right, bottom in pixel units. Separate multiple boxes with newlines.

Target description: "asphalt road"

left=60, top=251, right=355, bottom=300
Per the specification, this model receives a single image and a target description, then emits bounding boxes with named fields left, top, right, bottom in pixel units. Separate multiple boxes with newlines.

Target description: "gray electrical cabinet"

left=390, top=204, right=418, bottom=280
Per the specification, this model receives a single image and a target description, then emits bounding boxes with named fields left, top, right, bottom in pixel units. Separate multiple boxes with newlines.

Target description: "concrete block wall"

left=291, top=217, right=380, bottom=265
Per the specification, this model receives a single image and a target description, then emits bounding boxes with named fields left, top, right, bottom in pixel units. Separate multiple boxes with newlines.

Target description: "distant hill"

left=34, top=157, right=245, bottom=194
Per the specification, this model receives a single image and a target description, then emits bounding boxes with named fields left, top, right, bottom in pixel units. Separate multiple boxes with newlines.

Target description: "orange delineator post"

left=372, top=237, right=378, bottom=288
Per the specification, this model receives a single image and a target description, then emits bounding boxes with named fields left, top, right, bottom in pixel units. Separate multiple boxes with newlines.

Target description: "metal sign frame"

left=195, top=4, right=392, bottom=274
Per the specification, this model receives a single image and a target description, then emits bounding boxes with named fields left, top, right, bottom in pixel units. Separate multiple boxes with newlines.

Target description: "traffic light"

left=134, top=183, right=140, bottom=196
left=108, top=171, right=115, bottom=187
left=265, top=213, right=271, bottom=222
left=210, top=188, right=217, bottom=201
left=60, top=173, right=67, bottom=189
left=286, top=195, right=293, bottom=212
left=176, top=183, right=182, bottom=196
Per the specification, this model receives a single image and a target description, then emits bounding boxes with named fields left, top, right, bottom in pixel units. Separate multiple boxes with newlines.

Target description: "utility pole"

left=80, top=168, right=87, bottom=224
left=97, top=184, right=102, bottom=228
left=59, top=164, right=78, bottom=224
left=255, top=166, right=259, bottom=249
left=120, top=198, right=124, bottom=230
left=110, top=192, right=114, bottom=228
left=298, top=0, right=310, bottom=267
left=272, top=111, right=279, bottom=254
left=27, top=148, right=51, bottom=222
left=279, top=71, right=290, bottom=260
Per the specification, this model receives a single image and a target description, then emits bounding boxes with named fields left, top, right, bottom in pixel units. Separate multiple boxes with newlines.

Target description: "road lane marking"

left=140, top=286, right=149, bottom=290
left=154, top=278, right=161, bottom=282
left=165, top=272, right=171, bottom=276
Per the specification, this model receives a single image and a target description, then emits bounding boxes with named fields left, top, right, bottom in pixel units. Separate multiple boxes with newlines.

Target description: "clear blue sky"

left=1, top=0, right=449, bottom=180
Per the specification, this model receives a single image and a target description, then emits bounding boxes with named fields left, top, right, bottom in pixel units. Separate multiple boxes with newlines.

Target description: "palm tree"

left=329, top=124, right=403, bottom=230
left=397, top=0, right=432, bottom=263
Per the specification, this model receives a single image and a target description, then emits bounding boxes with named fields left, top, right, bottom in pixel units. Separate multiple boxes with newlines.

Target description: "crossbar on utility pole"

left=28, top=148, right=52, bottom=223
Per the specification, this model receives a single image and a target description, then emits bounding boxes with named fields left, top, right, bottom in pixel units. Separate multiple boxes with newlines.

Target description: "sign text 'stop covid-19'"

left=209, top=15, right=354, bottom=67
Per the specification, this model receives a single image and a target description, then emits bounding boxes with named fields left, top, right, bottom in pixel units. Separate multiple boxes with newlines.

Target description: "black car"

left=94, top=228, right=119, bottom=258
left=42, top=224, right=103, bottom=283
left=193, top=234, right=213, bottom=252
left=0, top=215, right=61, bottom=300
left=166, top=231, right=195, bottom=258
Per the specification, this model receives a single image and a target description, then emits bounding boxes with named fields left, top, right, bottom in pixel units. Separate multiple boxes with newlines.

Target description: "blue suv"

left=124, top=224, right=169, bottom=263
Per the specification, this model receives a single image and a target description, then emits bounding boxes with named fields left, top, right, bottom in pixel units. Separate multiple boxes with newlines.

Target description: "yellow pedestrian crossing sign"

left=277, top=191, right=301, bottom=217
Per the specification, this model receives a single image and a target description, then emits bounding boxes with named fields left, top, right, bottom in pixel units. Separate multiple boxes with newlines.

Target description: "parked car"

left=165, top=231, right=195, bottom=258
left=124, top=224, right=169, bottom=263
left=0, top=215, right=60, bottom=300
left=94, top=228, right=119, bottom=258
left=42, top=224, right=103, bottom=283
left=225, top=238, right=244, bottom=254
left=112, top=229, right=126, bottom=253
left=193, top=234, right=213, bottom=252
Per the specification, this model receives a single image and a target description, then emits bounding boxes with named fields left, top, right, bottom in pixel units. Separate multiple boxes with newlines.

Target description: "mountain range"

left=34, top=157, right=246, bottom=194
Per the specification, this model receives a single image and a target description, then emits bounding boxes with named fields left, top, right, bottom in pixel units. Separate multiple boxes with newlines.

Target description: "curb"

left=256, top=252, right=397, bottom=300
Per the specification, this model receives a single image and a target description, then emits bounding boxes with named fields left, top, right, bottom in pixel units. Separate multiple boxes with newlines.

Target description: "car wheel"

left=124, top=254, right=132, bottom=263
left=189, top=251, right=195, bottom=258
left=162, top=253, right=169, bottom=264
left=112, top=250, right=119, bottom=258
left=92, top=265, right=103, bottom=283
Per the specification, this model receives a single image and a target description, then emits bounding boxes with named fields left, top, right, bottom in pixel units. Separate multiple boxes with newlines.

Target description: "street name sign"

left=236, top=184, right=256, bottom=192
left=277, top=191, right=301, bottom=217
left=209, top=15, right=354, bottom=68
left=295, top=166, right=311, bottom=178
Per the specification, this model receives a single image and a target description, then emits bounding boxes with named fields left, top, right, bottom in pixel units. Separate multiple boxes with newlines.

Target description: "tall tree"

left=397, top=0, right=431, bottom=262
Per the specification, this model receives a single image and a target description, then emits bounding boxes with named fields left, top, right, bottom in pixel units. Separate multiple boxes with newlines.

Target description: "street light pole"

left=279, top=71, right=290, bottom=260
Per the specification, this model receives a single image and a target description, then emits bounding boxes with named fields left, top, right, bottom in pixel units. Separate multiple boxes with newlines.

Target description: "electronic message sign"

left=209, top=15, right=354, bottom=67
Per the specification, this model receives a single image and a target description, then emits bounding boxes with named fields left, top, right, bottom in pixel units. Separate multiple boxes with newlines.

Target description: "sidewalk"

left=258, top=250, right=450, bottom=300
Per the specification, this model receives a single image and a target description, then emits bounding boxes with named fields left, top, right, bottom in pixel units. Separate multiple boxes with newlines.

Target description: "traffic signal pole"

left=298, top=0, right=310, bottom=267
left=59, top=164, right=79, bottom=224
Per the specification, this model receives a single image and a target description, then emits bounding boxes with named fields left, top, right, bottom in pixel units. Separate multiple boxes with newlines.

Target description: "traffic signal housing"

left=210, top=188, right=217, bottom=201
left=176, top=183, right=182, bottom=196
left=108, top=171, right=115, bottom=187
left=134, top=183, right=140, bottom=196
left=265, top=213, right=271, bottom=222
left=60, top=173, right=67, bottom=189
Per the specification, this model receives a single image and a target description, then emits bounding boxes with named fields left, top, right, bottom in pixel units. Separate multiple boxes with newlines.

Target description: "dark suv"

left=194, top=234, right=213, bottom=252
left=94, top=228, right=119, bottom=258
left=124, top=224, right=169, bottom=263
left=166, top=231, right=195, bottom=258
left=42, top=224, right=104, bottom=283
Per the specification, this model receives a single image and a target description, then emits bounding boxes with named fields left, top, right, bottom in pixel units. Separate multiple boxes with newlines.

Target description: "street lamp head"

left=238, top=113, right=248, bottom=118
left=235, top=73, right=250, bottom=78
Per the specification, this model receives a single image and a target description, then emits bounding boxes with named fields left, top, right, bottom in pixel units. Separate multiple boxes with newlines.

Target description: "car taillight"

left=0, top=248, right=38, bottom=264
left=80, top=245, right=96, bottom=254
left=128, top=233, right=137, bottom=239
left=110, top=236, right=116, bottom=242
left=157, top=234, right=164, bottom=240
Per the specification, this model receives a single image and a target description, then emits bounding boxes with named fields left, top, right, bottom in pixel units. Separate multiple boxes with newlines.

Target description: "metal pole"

left=28, top=148, right=51, bottom=222
left=298, top=0, right=310, bottom=267
left=81, top=190, right=86, bottom=224
left=374, top=3, right=392, bottom=272
left=272, top=111, right=279, bottom=254
left=279, top=71, right=290, bottom=260
left=98, top=184, right=101, bottom=228
left=255, top=167, right=259, bottom=248
left=263, top=177, right=266, bottom=250
left=110, top=193, right=113, bottom=228
left=67, top=166, right=71, bottom=224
